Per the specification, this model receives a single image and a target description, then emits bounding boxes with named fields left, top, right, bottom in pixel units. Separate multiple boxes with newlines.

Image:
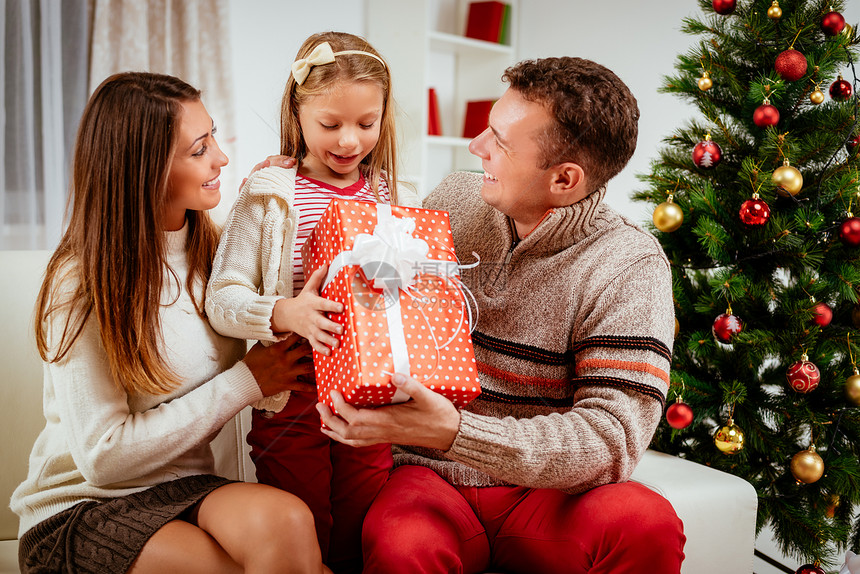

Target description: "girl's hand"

left=243, top=334, right=315, bottom=397
left=271, top=265, right=344, bottom=356
left=240, top=155, right=297, bottom=187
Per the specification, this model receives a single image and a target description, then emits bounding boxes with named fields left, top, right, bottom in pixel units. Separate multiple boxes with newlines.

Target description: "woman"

left=10, top=72, right=328, bottom=574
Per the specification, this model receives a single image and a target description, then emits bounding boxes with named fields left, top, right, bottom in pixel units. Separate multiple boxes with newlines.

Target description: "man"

left=317, top=56, right=685, bottom=573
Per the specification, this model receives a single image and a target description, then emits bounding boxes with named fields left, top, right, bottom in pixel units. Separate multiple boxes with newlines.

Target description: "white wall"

left=224, top=0, right=365, bottom=216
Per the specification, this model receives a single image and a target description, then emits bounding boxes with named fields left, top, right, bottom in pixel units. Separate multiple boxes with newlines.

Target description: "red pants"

left=363, top=465, right=686, bottom=574
left=247, top=391, right=392, bottom=574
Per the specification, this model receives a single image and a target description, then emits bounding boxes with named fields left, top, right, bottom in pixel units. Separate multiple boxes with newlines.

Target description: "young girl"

left=11, top=72, right=328, bottom=574
left=206, top=32, right=420, bottom=573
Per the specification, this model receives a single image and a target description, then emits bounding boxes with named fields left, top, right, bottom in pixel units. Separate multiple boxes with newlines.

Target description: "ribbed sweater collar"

left=164, top=221, right=189, bottom=259
left=499, top=186, right=610, bottom=255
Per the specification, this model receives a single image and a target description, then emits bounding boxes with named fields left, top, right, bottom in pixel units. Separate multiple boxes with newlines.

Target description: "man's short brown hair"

left=502, top=57, right=639, bottom=192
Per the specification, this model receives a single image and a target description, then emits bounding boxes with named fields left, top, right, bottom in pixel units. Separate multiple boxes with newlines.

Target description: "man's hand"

left=241, top=155, right=297, bottom=187
left=316, top=373, right=461, bottom=450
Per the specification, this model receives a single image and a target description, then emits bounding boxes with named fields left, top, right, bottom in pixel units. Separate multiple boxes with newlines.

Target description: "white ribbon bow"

left=351, top=216, right=430, bottom=292
left=291, top=42, right=336, bottom=85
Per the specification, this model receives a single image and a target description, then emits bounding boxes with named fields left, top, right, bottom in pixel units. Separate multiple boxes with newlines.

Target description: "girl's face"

left=297, top=80, right=384, bottom=185
left=164, top=99, right=228, bottom=231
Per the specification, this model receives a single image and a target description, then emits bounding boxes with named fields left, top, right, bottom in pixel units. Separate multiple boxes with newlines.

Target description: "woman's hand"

left=243, top=333, right=315, bottom=397
left=240, top=155, right=297, bottom=187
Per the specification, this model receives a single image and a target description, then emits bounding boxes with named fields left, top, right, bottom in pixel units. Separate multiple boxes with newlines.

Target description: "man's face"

left=468, top=88, right=556, bottom=237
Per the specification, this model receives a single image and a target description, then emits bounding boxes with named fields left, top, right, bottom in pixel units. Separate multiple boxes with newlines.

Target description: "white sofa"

left=0, top=250, right=758, bottom=573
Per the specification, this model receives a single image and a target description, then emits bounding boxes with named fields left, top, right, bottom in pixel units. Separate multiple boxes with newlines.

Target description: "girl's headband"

left=291, top=41, right=387, bottom=85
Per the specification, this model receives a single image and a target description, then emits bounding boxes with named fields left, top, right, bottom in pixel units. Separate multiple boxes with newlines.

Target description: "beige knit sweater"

left=394, top=172, right=675, bottom=495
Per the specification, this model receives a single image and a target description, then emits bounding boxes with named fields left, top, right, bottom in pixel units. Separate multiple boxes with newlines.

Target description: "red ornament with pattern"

left=786, top=355, right=820, bottom=393
left=692, top=137, right=722, bottom=169
left=795, top=564, right=825, bottom=574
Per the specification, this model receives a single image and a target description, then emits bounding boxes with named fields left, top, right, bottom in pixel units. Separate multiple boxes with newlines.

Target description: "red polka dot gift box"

left=301, top=198, right=481, bottom=409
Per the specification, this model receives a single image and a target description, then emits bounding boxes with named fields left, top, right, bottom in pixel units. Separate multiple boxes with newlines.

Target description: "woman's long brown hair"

left=35, top=72, right=221, bottom=396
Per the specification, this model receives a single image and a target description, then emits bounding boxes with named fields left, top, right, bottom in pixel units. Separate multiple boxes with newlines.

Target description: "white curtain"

left=90, top=0, right=238, bottom=224
left=1, top=0, right=90, bottom=250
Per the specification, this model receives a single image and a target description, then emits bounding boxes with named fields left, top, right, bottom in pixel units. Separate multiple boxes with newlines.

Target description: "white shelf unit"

left=367, top=0, right=517, bottom=198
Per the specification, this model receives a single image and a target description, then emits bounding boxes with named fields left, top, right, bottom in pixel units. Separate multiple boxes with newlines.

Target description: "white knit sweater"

left=10, top=225, right=263, bottom=536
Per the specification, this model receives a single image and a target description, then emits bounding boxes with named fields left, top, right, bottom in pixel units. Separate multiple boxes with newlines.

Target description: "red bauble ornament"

left=848, top=134, right=860, bottom=155
left=830, top=77, right=853, bottom=101
left=775, top=49, right=807, bottom=82
left=786, top=355, right=820, bottom=393
left=812, top=301, right=832, bottom=327
left=821, top=11, right=846, bottom=36
left=666, top=400, right=694, bottom=429
left=840, top=217, right=860, bottom=247
left=692, top=138, right=722, bottom=169
left=739, top=197, right=770, bottom=227
left=753, top=102, right=780, bottom=127
left=713, top=313, right=743, bottom=344
left=712, top=0, right=736, bottom=15
left=795, top=564, right=825, bottom=574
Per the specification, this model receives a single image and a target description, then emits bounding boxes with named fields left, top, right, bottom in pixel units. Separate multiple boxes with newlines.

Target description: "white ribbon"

left=322, top=205, right=473, bottom=403
left=291, top=42, right=387, bottom=85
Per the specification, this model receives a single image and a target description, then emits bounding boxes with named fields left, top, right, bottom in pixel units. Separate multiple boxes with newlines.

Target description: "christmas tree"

left=633, top=0, right=860, bottom=569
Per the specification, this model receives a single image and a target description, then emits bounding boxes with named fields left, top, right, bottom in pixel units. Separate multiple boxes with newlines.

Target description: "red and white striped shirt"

left=292, top=171, right=390, bottom=295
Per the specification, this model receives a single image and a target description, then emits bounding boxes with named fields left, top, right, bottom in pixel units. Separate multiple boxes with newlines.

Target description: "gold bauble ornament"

left=714, top=418, right=744, bottom=455
left=845, top=370, right=860, bottom=406
left=674, top=318, right=680, bottom=338
left=698, top=71, right=713, bottom=91
left=809, top=88, right=825, bottom=104
left=653, top=197, right=684, bottom=232
left=772, top=159, right=803, bottom=197
left=767, top=0, right=782, bottom=20
left=826, top=494, right=840, bottom=518
left=790, top=445, right=824, bottom=484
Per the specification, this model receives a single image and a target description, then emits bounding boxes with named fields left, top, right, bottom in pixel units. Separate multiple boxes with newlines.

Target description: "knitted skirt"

left=18, top=474, right=233, bottom=574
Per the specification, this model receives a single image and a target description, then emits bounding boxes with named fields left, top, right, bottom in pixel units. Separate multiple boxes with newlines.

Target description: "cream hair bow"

left=291, top=41, right=386, bottom=85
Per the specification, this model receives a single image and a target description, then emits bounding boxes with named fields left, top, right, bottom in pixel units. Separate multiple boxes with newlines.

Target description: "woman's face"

left=297, top=80, right=384, bottom=186
left=164, top=99, right=228, bottom=231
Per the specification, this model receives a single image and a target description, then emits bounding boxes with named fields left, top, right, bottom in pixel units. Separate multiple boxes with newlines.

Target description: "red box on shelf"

left=302, top=199, right=481, bottom=410
left=463, top=100, right=494, bottom=138
left=464, top=1, right=507, bottom=43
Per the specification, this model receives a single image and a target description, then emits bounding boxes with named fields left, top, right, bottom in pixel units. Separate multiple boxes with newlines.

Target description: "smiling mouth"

left=330, top=152, right=359, bottom=164
left=483, top=171, right=498, bottom=181
left=202, top=177, right=220, bottom=189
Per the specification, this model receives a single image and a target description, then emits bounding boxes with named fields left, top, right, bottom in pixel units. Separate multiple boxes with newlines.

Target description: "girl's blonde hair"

left=35, top=72, right=221, bottom=396
left=280, top=31, right=399, bottom=203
